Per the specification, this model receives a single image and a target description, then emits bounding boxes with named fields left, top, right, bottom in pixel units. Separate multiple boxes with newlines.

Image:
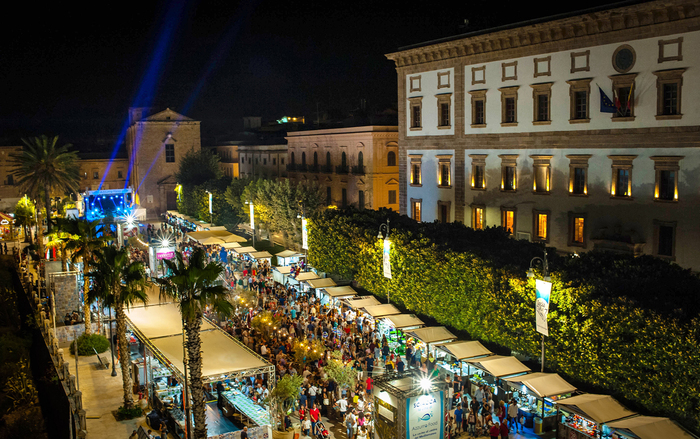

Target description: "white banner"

left=383, top=239, right=392, bottom=279
left=302, top=218, right=308, bottom=250
left=535, top=279, right=552, bottom=337
left=406, top=391, right=443, bottom=439
left=249, top=203, right=255, bottom=230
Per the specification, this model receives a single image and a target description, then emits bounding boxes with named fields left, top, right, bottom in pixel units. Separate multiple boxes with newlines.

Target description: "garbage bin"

left=534, top=417, right=543, bottom=434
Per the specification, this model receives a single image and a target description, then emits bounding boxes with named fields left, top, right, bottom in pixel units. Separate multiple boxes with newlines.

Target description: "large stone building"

left=386, top=0, right=700, bottom=270
left=0, top=146, right=23, bottom=211
left=212, top=144, right=240, bottom=179
left=238, top=144, right=288, bottom=180
left=286, top=126, right=399, bottom=210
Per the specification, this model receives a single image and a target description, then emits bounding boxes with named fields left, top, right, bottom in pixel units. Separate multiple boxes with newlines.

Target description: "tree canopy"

left=175, top=149, right=223, bottom=188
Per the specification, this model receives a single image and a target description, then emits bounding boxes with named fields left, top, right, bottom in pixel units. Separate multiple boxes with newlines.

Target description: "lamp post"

left=377, top=219, right=391, bottom=303
left=109, top=307, right=117, bottom=376
left=245, top=201, right=255, bottom=247
left=298, top=202, right=308, bottom=271
left=527, top=248, right=551, bottom=373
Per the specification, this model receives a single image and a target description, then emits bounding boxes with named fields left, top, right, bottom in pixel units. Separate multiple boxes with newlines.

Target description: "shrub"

left=115, top=405, right=143, bottom=420
left=69, top=333, right=110, bottom=356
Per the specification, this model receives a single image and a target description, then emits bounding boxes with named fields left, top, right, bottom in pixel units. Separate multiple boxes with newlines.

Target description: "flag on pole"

left=598, top=86, right=617, bottom=113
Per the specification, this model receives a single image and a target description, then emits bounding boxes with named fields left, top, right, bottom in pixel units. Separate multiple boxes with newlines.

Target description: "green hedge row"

left=307, top=208, right=700, bottom=434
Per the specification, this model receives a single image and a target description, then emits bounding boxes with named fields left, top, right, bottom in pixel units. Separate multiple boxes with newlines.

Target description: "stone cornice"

left=386, top=0, right=700, bottom=68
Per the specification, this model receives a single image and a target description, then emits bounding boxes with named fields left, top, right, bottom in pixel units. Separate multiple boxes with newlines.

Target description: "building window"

left=654, top=220, right=676, bottom=259
left=117, top=170, right=123, bottom=179
left=471, top=205, right=484, bottom=230
left=387, top=151, right=397, bottom=167
left=533, top=210, right=550, bottom=242
left=436, top=94, right=451, bottom=129
left=500, top=87, right=519, bottom=126
left=469, top=154, right=487, bottom=190
left=499, top=154, right=518, bottom=191
left=609, top=74, right=637, bottom=120
left=341, top=188, right=347, bottom=207
left=92, top=170, right=99, bottom=179
left=7, top=174, right=13, bottom=185
left=469, top=90, right=487, bottom=127
left=273, top=158, right=276, bottom=165
left=409, top=97, right=422, bottom=130
left=409, top=154, right=422, bottom=186
left=531, top=83, right=552, bottom=124
left=653, top=69, right=685, bottom=120
left=326, top=187, right=332, bottom=205
left=358, top=190, right=365, bottom=209
left=437, top=155, right=452, bottom=188
left=438, top=201, right=451, bottom=224
left=388, top=190, right=397, bottom=205
left=567, top=155, right=591, bottom=196
left=651, top=156, right=682, bottom=202
left=568, top=212, right=587, bottom=248
left=609, top=155, right=636, bottom=198
left=531, top=155, right=552, bottom=194
left=410, top=199, right=422, bottom=222
left=165, top=144, right=175, bottom=162
left=567, top=78, right=591, bottom=123
left=501, top=207, right=516, bottom=235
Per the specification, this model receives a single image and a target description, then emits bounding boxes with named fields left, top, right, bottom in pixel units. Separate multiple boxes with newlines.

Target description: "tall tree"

left=175, top=149, right=223, bottom=189
left=14, top=196, right=36, bottom=244
left=11, top=135, right=81, bottom=255
left=88, top=246, right=148, bottom=409
left=156, top=249, right=234, bottom=439
left=60, top=218, right=108, bottom=335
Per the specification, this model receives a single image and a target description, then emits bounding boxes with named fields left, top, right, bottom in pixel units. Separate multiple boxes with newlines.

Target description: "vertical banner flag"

left=208, top=192, right=213, bottom=215
left=302, top=218, right=308, bottom=250
left=383, top=238, right=392, bottom=279
left=406, top=392, right=444, bottom=439
left=535, top=279, right=552, bottom=336
left=249, top=203, right=255, bottom=230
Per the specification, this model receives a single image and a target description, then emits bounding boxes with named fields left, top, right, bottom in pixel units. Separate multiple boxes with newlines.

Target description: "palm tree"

left=11, top=135, right=81, bottom=256
left=60, top=218, right=107, bottom=335
left=156, top=248, right=234, bottom=439
left=89, top=246, right=148, bottom=410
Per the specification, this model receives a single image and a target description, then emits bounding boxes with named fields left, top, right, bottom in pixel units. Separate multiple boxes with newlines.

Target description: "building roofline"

left=285, top=125, right=398, bottom=138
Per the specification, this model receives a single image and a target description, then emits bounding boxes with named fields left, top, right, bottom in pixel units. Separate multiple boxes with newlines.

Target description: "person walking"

left=345, top=410, right=357, bottom=439
left=508, top=398, right=520, bottom=432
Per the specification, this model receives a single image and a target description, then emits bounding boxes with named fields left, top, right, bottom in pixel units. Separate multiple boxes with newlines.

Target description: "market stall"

left=306, top=277, right=336, bottom=290
left=403, top=326, right=457, bottom=374
left=292, top=271, right=320, bottom=290
left=275, top=250, right=304, bottom=266
left=272, top=266, right=292, bottom=285
left=556, top=394, right=637, bottom=439
left=607, top=416, right=698, bottom=439
left=435, top=340, right=493, bottom=385
left=375, top=314, right=425, bottom=357
left=362, top=304, right=401, bottom=318
left=249, top=251, right=273, bottom=265
left=344, top=296, right=381, bottom=310
left=463, top=355, right=530, bottom=409
left=320, top=286, right=358, bottom=300
left=504, top=372, right=576, bottom=432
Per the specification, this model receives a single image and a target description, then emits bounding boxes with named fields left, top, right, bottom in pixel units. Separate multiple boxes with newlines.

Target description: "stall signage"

left=406, top=392, right=443, bottom=439
left=383, top=238, right=392, bottom=279
left=302, top=218, right=308, bottom=250
left=535, top=279, right=552, bottom=336
left=157, top=250, right=175, bottom=260
left=249, top=203, right=255, bottom=230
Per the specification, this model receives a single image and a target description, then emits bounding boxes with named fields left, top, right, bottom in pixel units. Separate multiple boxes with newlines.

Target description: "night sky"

left=2, top=0, right=626, bottom=149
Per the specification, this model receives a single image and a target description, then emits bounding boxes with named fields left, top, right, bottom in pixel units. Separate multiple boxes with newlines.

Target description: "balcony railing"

left=321, top=165, right=333, bottom=174
left=286, top=163, right=297, bottom=172
left=351, top=165, right=365, bottom=175
left=335, top=165, right=350, bottom=174
left=307, top=164, right=319, bottom=173
left=297, top=163, right=308, bottom=172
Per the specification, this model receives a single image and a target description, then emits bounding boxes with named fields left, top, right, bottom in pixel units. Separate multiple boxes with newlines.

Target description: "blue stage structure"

left=84, top=188, right=135, bottom=221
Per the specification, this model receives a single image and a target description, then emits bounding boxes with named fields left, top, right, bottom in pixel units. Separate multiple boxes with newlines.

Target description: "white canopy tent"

left=275, top=250, right=304, bottom=266
left=124, top=303, right=216, bottom=339
left=208, top=225, right=227, bottom=231
left=556, top=394, right=637, bottom=424
left=234, top=246, right=257, bottom=255
left=273, top=265, right=293, bottom=284
left=221, top=242, right=242, bottom=249
left=322, top=286, right=358, bottom=299
left=383, top=314, right=424, bottom=330
left=404, top=326, right=457, bottom=345
left=296, top=272, right=320, bottom=281
left=306, top=278, right=337, bottom=289
left=345, top=296, right=381, bottom=309
left=607, top=416, right=697, bottom=439
left=362, top=304, right=402, bottom=318
left=249, top=251, right=273, bottom=260
left=504, top=372, right=576, bottom=398
left=466, top=355, right=531, bottom=378
left=439, top=340, right=492, bottom=361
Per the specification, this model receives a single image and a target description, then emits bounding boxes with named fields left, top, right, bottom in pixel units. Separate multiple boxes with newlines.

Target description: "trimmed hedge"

left=69, top=333, right=110, bottom=357
left=308, top=208, right=700, bottom=434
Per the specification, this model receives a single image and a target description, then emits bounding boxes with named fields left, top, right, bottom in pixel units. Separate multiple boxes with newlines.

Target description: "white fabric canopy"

left=198, top=236, right=225, bottom=246
left=249, top=251, right=273, bottom=260
left=607, top=416, right=696, bottom=439
left=345, top=296, right=381, bottom=309
left=306, top=278, right=337, bottom=289
left=404, top=326, right=457, bottom=344
left=466, top=355, right=530, bottom=377
left=234, top=246, right=257, bottom=254
left=151, top=329, right=268, bottom=379
left=276, top=250, right=303, bottom=258
left=362, top=304, right=401, bottom=318
left=505, top=372, right=576, bottom=398
left=125, top=303, right=215, bottom=339
left=384, top=314, right=424, bottom=330
left=296, top=272, right=320, bottom=281
left=274, top=266, right=293, bottom=274
left=440, top=340, right=492, bottom=360
left=208, top=226, right=227, bottom=231
left=322, top=286, right=358, bottom=298
left=221, top=242, right=242, bottom=249
left=557, top=394, right=637, bottom=424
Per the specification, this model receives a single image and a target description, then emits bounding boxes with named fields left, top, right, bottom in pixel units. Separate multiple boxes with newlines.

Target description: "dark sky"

left=1, top=0, right=627, bottom=148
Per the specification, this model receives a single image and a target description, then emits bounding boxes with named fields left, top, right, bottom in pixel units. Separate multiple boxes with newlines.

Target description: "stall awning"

left=274, top=266, right=293, bottom=274
left=440, top=340, right=492, bottom=361
left=221, top=242, right=242, bottom=249
left=404, top=326, right=457, bottom=345
left=362, top=304, right=401, bottom=318
left=198, top=236, right=225, bottom=246
left=208, top=230, right=247, bottom=243
left=234, top=246, right=257, bottom=254
left=466, top=355, right=530, bottom=378
left=345, top=296, right=381, bottom=309
left=208, top=225, right=227, bottom=231
left=556, top=394, right=637, bottom=425
left=151, top=329, right=269, bottom=380
left=607, top=416, right=696, bottom=439
left=306, top=278, right=337, bottom=289
left=504, top=373, right=576, bottom=398
left=322, top=286, right=358, bottom=298
left=249, top=251, right=273, bottom=260
left=296, top=272, right=320, bottom=281
left=125, top=303, right=216, bottom=339
left=384, top=314, right=424, bottom=330
left=275, top=250, right=304, bottom=258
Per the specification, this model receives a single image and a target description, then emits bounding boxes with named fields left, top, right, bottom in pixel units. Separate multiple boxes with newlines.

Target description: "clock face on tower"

left=613, top=45, right=636, bottom=73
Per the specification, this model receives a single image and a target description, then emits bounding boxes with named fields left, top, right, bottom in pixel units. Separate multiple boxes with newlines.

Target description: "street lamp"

left=528, top=248, right=551, bottom=372
left=378, top=219, right=391, bottom=303
left=297, top=203, right=308, bottom=271
left=245, top=201, right=255, bottom=247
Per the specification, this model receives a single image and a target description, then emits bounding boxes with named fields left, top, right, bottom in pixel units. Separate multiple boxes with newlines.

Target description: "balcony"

left=307, top=164, right=319, bottom=173
left=335, top=165, right=350, bottom=174
left=351, top=165, right=365, bottom=175
left=297, top=163, right=308, bottom=172
left=321, top=165, right=333, bottom=174
left=286, top=163, right=297, bottom=172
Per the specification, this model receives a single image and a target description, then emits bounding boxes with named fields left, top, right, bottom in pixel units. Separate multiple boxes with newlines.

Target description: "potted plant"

left=268, top=374, right=303, bottom=439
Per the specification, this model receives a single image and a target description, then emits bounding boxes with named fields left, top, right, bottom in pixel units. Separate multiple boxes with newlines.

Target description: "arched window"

left=291, top=152, right=295, bottom=164
left=313, top=152, right=318, bottom=166
left=302, top=152, right=306, bottom=165
left=387, top=151, right=397, bottom=166
left=341, top=152, right=347, bottom=167
left=326, top=152, right=331, bottom=165
left=357, top=152, right=364, bottom=168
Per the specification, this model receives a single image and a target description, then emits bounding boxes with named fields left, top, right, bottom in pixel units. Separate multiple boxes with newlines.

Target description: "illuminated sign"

left=406, top=392, right=443, bottom=439
left=535, top=279, right=552, bottom=337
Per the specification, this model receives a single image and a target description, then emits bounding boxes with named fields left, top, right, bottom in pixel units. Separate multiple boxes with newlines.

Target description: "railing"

left=307, top=164, right=319, bottom=173
left=321, top=165, right=333, bottom=174
left=335, top=165, right=350, bottom=174
left=351, top=165, right=365, bottom=175
left=286, top=163, right=296, bottom=172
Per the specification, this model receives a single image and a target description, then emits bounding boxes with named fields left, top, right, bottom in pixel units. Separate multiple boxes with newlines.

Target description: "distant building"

left=239, top=144, right=288, bottom=180
left=212, top=144, right=240, bottom=178
left=386, top=0, right=700, bottom=269
left=286, top=126, right=399, bottom=210
left=0, top=146, right=22, bottom=211
left=77, top=153, right=128, bottom=192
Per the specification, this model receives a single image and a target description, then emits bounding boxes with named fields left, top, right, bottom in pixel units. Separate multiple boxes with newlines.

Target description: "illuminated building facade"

left=386, top=0, right=700, bottom=269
